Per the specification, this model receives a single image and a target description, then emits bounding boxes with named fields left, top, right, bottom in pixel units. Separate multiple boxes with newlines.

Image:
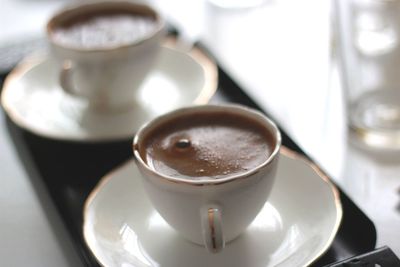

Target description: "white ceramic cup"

left=47, top=1, right=166, bottom=112
left=133, top=104, right=281, bottom=253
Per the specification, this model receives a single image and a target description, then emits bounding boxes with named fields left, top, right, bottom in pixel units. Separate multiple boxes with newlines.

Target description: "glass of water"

left=336, top=0, right=400, bottom=150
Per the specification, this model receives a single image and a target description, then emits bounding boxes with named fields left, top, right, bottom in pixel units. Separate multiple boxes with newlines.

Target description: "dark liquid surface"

left=52, top=12, right=157, bottom=49
left=140, top=111, right=275, bottom=180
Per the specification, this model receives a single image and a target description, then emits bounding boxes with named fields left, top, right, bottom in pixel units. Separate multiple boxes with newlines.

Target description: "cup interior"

left=133, top=105, right=282, bottom=184
left=47, top=1, right=163, bottom=50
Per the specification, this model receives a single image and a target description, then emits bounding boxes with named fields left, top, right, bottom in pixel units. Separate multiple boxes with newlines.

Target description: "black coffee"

left=52, top=11, right=157, bottom=49
left=140, top=111, right=275, bottom=180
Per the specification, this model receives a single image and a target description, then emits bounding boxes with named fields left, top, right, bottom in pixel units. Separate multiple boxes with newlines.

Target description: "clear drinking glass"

left=336, top=0, right=400, bottom=150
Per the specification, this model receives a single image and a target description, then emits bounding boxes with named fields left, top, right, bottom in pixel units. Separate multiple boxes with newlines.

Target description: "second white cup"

left=47, top=1, right=166, bottom=112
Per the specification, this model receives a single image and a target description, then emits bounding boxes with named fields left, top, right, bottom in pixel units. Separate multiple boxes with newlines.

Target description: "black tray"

left=0, top=42, right=376, bottom=266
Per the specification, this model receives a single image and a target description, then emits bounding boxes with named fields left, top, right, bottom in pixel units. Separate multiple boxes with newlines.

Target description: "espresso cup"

left=133, top=104, right=281, bottom=253
left=47, top=1, right=166, bottom=112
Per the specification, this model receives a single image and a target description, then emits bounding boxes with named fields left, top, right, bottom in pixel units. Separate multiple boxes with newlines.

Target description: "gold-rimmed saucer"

left=83, top=148, right=342, bottom=267
left=1, top=43, right=217, bottom=142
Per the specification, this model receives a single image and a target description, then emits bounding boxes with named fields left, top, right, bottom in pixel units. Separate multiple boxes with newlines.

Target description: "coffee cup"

left=133, top=104, right=281, bottom=253
left=47, top=1, right=166, bottom=112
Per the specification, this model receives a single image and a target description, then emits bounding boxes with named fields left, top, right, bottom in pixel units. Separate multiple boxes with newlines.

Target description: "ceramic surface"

left=1, top=45, right=217, bottom=141
left=83, top=148, right=342, bottom=267
left=132, top=104, right=281, bottom=253
left=47, top=1, right=166, bottom=111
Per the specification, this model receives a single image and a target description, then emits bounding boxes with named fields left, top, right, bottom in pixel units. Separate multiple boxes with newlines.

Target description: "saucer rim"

left=83, top=146, right=343, bottom=267
left=1, top=41, right=218, bottom=142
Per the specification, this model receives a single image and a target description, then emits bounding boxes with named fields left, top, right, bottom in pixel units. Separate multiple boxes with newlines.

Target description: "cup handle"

left=201, top=205, right=224, bottom=253
left=59, top=60, right=78, bottom=96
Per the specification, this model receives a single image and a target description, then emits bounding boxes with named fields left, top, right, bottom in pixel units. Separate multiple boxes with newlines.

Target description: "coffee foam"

left=52, top=13, right=157, bottom=49
left=140, top=111, right=275, bottom=180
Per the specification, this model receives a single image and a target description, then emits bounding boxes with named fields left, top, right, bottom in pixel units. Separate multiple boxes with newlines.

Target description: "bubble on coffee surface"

left=175, top=138, right=191, bottom=149
left=52, top=14, right=157, bottom=49
left=196, top=169, right=205, bottom=175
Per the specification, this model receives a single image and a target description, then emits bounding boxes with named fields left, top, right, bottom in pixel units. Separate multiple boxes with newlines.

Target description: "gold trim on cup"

left=208, top=208, right=218, bottom=252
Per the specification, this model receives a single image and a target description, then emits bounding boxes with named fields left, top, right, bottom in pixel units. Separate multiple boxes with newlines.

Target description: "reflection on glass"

left=355, top=13, right=397, bottom=55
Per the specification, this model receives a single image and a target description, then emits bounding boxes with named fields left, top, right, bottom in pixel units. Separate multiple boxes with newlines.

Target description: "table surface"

left=1, top=0, right=399, bottom=266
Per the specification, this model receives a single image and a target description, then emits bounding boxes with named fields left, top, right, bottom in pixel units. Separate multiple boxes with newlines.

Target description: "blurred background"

left=1, top=0, right=399, bottom=266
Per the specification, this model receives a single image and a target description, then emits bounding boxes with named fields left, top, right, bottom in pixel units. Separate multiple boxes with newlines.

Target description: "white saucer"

left=1, top=45, right=217, bottom=141
left=83, top=148, right=342, bottom=267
